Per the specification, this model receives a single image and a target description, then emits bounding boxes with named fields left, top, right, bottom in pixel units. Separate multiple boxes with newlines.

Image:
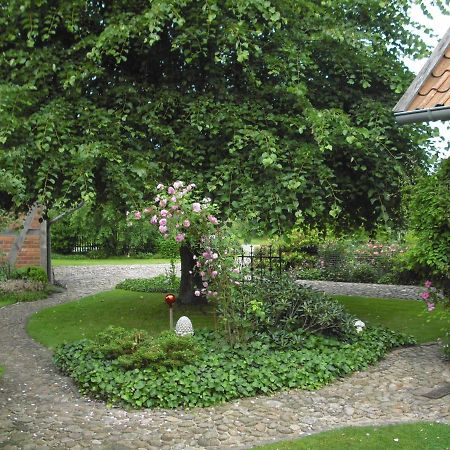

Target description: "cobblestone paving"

left=0, top=266, right=449, bottom=450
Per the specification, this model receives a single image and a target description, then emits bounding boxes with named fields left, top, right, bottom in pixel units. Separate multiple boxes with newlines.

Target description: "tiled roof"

left=407, top=45, right=450, bottom=110
left=393, top=27, right=450, bottom=117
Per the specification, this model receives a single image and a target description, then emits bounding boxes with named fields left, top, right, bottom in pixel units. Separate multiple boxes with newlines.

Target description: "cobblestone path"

left=0, top=266, right=449, bottom=450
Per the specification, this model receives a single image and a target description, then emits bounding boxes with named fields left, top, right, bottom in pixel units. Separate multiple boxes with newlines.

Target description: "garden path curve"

left=0, top=265, right=449, bottom=450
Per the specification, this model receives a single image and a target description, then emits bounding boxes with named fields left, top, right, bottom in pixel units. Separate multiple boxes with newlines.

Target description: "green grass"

left=52, top=257, right=175, bottom=266
left=335, top=295, right=449, bottom=344
left=0, top=365, right=4, bottom=377
left=28, top=291, right=447, bottom=349
left=27, top=290, right=215, bottom=349
left=253, top=422, right=450, bottom=450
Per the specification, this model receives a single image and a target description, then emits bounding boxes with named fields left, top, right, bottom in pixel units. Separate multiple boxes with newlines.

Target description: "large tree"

left=0, top=0, right=446, bottom=232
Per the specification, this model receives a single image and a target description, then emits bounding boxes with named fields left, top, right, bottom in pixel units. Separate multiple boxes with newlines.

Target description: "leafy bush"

left=116, top=274, right=180, bottom=293
left=11, top=266, right=48, bottom=283
left=403, top=158, right=450, bottom=295
left=85, top=326, right=199, bottom=370
left=87, top=249, right=110, bottom=259
left=51, top=203, right=161, bottom=256
left=226, top=273, right=356, bottom=338
left=54, top=327, right=415, bottom=409
left=155, top=237, right=180, bottom=259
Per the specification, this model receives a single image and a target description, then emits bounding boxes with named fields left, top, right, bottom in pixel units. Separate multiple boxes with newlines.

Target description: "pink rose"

left=424, top=280, right=432, bottom=288
left=159, top=218, right=167, bottom=226
left=134, top=211, right=142, bottom=220
left=160, top=199, right=167, bottom=207
left=192, top=203, right=201, bottom=212
left=168, top=186, right=175, bottom=194
left=171, top=196, right=177, bottom=202
left=208, top=215, right=219, bottom=225
left=159, top=225, right=168, bottom=233
left=183, top=219, right=191, bottom=228
left=175, top=233, right=185, bottom=242
left=160, top=209, right=168, bottom=217
left=194, top=290, right=201, bottom=297
left=156, top=183, right=164, bottom=190
left=420, top=291, right=430, bottom=300
left=211, top=270, right=218, bottom=278
left=150, top=215, right=158, bottom=224
left=173, top=181, right=184, bottom=189
left=427, top=302, right=435, bottom=312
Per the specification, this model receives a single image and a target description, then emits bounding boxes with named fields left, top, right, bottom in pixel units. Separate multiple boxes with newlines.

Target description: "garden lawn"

left=335, top=296, right=449, bottom=344
left=27, top=290, right=215, bottom=349
left=252, top=422, right=450, bottom=450
left=0, top=365, right=4, bottom=377
left=52, top=257, right=175, bottom=266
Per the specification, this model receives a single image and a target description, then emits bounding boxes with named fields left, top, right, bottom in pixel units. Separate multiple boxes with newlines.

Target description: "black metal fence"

left=237, top=245, right=286, bottom=280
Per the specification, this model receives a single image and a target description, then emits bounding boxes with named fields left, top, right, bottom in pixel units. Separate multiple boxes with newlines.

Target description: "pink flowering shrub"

left=133, top=182, right=240, bottom=300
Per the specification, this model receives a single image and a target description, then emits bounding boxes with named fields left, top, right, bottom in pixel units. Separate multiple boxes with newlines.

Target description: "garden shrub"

left=85, top=326, right=199, bottom=370
left=11, top=266, right=48, bottom=283
left=228, top=273, right=356, bottom=338
left=116, top=274, right=180, bottom=293
left=54, top=327, right=415, bottom=409
left=155, top=237, right=180, bottom=259
left=403, top=158, right=450, bottom=295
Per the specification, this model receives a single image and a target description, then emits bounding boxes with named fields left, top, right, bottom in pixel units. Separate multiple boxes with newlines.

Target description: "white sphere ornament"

left=175, top=316, right=194, bottom=336
left=354, top=319, right=365, bottom=333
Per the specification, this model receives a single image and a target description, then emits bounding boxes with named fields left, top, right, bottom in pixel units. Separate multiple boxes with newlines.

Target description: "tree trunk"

left=178, top=244, right=205, bottom=304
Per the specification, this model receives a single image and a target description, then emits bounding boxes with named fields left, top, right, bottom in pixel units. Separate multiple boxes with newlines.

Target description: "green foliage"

left=85, top=327, right=199, bottom=370
left=0, top=365, right=4, bottom=377
left=51, top=205, right=160, bottom=256
left=155, top=238, right=180, bottom=259
left=1, top=0, right=445, bottom=233
left=403, top=159, right=450, bottom=293
left=225, top=273, right=356, bottom=339
left=283, top=231, right=418, bottom=285
left=54, top=327, right=414, bottom=409
left=11, top=266, right=48, bottom=283
left=116, top=275, right=180, bottom=293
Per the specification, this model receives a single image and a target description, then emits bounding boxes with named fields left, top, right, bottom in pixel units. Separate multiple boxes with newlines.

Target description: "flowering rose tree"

left=134, top=182, right=240, bottom=306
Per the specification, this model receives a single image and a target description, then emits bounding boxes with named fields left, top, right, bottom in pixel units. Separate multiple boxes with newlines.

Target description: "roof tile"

left=407, top=45, right=450, bottom=111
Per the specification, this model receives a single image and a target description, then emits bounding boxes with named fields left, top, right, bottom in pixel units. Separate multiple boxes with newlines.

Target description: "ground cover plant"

left=29, top=283, right=417, bottom=409
left=252, top=422, right=450, bottom=450
left=54, top=326, right=414, bottom=409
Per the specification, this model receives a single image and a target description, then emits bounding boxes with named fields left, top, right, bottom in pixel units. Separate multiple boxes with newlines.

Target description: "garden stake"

left=165, top=293, right=176, bottom=329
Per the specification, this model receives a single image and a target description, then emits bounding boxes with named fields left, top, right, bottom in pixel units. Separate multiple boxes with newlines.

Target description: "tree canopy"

left=0, top=0, right=447, bottom=232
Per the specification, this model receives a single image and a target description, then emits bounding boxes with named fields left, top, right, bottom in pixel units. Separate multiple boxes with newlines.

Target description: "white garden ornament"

left=175, top=316, right=194, bottom=336
left=354, top=319, right=365, bottom=333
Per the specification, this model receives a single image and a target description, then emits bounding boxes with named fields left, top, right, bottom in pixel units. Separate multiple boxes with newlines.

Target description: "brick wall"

left=0, top=206, right=46, bottom=270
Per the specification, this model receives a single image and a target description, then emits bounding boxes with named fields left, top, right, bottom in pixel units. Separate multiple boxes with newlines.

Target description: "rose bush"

left=133, top=182, right=241, bottom=323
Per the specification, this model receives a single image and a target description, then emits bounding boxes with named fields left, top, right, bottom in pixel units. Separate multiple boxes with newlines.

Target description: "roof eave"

left=394, top=106, right=450, bottom=124
left=393, top=28, right=450, bottom=113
